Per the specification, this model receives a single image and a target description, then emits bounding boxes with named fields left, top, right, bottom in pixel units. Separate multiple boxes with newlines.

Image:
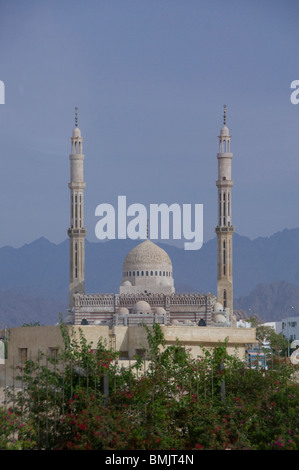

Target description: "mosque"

left=0, top=107, right=257, bottom=384
left=65, top=106, right=235, bottom=329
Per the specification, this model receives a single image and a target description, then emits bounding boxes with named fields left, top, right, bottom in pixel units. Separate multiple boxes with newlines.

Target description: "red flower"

left=194, top=443, right=204, bottom=450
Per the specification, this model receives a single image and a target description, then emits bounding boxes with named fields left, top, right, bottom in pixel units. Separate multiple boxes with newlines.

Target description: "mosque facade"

left=65, top=107, right=235, bottom=329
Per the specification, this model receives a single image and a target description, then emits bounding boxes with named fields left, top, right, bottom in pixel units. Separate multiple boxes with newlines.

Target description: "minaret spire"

left=215, top=106, right=234, bottom=317
left=223, top=104, right=227, bottom=125
left=67, top=110, right=87, bottom=311
left=75, top=106, right=78, bottom=128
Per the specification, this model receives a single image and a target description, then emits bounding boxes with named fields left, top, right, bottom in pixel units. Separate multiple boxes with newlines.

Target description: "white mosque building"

left=0, top=108, right=257, bottom=381
left=65, top=106, right=235, bottom=329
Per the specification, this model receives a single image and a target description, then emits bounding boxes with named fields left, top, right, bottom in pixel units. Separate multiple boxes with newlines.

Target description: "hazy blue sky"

left=0, top=0, right=298, bottom=248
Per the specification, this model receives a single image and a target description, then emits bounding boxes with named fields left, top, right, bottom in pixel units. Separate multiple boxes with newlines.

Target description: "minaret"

left=67, top=108, right=87, bottom=308
left=215, top=105, right=234, bottom=315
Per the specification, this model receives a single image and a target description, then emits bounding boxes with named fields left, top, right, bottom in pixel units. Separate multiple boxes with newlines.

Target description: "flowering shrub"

left=4, top=322, right=299, bottom=450
left=0, top=407, right=36, bottom=450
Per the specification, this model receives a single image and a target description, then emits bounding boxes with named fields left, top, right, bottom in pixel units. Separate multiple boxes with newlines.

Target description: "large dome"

left=120, top=239, right=175, bottom=294
left=123, top=239, right=172, bottom=272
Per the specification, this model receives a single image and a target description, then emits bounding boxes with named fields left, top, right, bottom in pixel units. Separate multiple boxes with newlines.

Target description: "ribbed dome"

left=220, top=125, right=230, bottom=136
left=123, top=239, right=172, bottom=272
left=72, top=126, right=81, bottom=138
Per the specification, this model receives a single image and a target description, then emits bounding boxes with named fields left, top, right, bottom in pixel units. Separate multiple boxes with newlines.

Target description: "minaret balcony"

left=216, top=179, right=233, bottom=187
left=217, top=152, right=233, bottom=159
left=68, top=228, right=87, bottom=236
left=215, top=226, right=235, bottom=233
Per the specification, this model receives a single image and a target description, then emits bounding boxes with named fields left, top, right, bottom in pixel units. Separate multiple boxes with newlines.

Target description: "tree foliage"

left=1, top=321, right=298, bottom=450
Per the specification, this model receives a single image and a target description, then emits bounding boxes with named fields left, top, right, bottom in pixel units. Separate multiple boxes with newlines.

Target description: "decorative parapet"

left=74, top=294, right=115, bottom=307
left=119, top=293, right=166, bottom=308
left=215, top=226, right=235, bottom=233
left=74, top=292, right=212, bottom=309
left=169, top=293, right=210, bottom=307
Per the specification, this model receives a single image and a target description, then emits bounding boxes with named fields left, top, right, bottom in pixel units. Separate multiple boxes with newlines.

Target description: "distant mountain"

left=0, top=228, right=298, bottom=326
left=234, top=280, right=299, bottom=323
left=0, top=236, right=68, bottom=302
left=233, top=228, right=299, bottom=298
left=0, top=290, right=66, bottom=328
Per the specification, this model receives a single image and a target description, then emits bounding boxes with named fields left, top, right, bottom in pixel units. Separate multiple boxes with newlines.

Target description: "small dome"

left=214, top=313, right=227, bottom=323
left=122, top=280, right=132, bottom=286
left=220, top=125, right=230, bottom=136
left=72, top=127, right=81, bottom=138
left=118, top=307, right=129, bottom=315
left=132, top=300, right=152, bottom=315
left=152, top=307, right=166, bottom=315
left=213, top=302, right=224, bottom=313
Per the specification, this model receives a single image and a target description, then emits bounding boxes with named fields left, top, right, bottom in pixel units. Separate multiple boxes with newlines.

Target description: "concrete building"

left=3, top=323, right=256, bottom=372
left=281, top=316, right=299, bottom=343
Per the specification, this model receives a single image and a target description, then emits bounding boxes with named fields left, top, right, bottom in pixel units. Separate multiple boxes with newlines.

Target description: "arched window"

left=75, top=243, right=78, bottom=278
left=223, top=240, right=226, bottom=275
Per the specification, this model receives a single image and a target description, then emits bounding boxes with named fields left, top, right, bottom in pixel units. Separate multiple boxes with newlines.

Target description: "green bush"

left=1, top=321, right=298, bottom=450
